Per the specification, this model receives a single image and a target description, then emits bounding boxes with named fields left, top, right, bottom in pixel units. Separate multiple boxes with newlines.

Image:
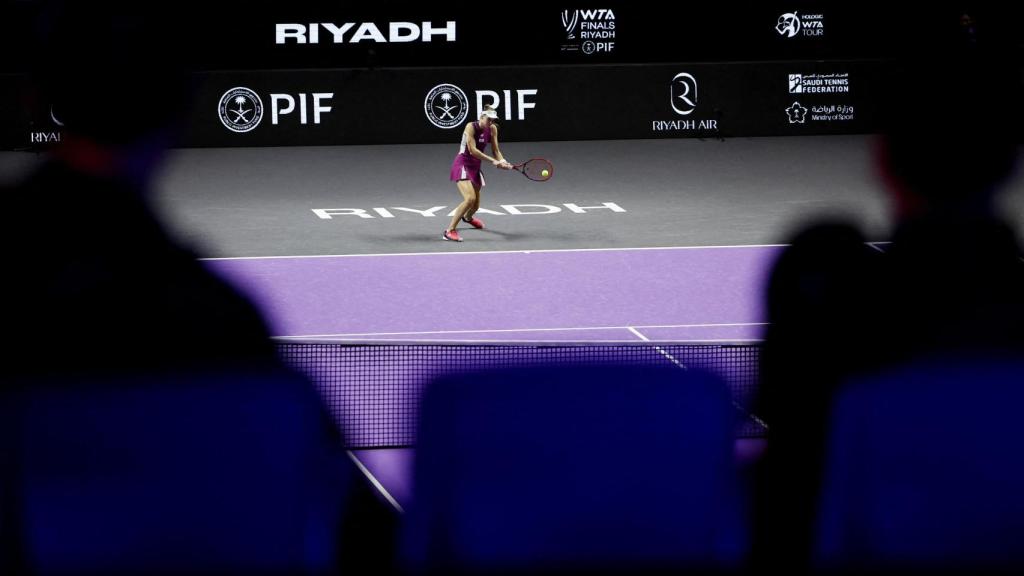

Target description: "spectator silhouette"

left=1, top=4, right=399, bottom=574
left=752, top=46, right=1023, bottom=574
left=2, top=4, right=275, bottom=377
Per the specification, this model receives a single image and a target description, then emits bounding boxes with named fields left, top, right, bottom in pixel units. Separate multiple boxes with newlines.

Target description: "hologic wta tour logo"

left=561, top=9, right=616, bottom=55
left=776, top=12, right=825, bottom=38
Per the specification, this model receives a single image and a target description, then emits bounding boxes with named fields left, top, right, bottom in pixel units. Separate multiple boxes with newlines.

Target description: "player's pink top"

left=456, top=121, right=492, bottom=167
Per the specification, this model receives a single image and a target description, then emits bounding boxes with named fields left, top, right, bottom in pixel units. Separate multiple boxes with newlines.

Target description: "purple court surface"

left=205, top=243, right=780, bottom=511
left=204, top=244, right=779, bottom=343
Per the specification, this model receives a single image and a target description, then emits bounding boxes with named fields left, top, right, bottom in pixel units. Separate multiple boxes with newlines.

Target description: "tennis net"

left=276, top=340, right=765, bottom=448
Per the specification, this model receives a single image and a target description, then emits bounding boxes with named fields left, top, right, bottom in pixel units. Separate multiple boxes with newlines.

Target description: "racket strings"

left=522, top=159, right=553, bottom=181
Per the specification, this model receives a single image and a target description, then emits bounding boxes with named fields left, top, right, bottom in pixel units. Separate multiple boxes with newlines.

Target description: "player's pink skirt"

left=450, top=155, right=486, bottom=188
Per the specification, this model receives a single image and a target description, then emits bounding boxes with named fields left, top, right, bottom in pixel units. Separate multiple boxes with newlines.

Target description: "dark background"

left=1, top=1, right=1019, bottom=149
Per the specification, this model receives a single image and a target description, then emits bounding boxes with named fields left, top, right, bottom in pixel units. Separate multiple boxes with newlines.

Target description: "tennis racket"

left=511, top=158, right=554, bottom=182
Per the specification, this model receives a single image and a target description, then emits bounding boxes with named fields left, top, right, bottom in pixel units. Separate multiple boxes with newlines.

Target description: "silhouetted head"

left=876, top=33, right=1020, bottom=218
left=32, top=2, right=191, bottom=179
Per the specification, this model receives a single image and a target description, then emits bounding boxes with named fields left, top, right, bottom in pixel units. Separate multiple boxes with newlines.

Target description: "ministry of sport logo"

left=776, top=12, right=825, bottom=38
left=785, top=101, right=853, bottom=124
left=786, top=102, right=808, bottom=123
left=218, top=87, right=263, bottom=133
left=424, top=83, right=469, bottom=129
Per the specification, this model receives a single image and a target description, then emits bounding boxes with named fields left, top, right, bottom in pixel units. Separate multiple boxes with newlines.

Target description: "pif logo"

left=219, top=87, right=264, bottom=133
left=425, top=84, right=538, bottom=128
left=219, top=88, right=334, bottom=133
left=424, top=84, right=469, bottom=129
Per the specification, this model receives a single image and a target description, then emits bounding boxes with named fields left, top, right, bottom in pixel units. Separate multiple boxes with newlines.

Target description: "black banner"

left=1, top=60, right=887, bottom=150
left=183, top=61, right=884, bottom=147
left=187, top=2, right=1024, bottom=70
left=4, top=2, right=1017, bottom=73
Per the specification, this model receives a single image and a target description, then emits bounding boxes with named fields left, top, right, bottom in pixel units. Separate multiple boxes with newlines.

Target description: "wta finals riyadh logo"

left=562, top=10, right=579, bottom=39
left=561, top=9, right=615, bottom=54
left=218, top=87, right=263, bottom=133
left=424, top=83, right=469, bottom=129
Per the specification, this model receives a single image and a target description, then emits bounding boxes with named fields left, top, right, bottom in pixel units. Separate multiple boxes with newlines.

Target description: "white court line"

left=628, top=327, right=689, bottom=370
left=276, top=338, right=764, bottom=345
left=627, top=326, right=770, bottom=431
left=347, top=451, right=404, bottom=514
left=199, top=243, right=789, bottom=261
left=273, top=322, right=769, bottom=340
left=200, top=241, right=893, bottom=262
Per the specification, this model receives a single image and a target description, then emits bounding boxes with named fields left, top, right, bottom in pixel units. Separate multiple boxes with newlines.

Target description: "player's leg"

left=461, top=178, right=485, bottom=229
left=444, top=179, right=477, bottom=241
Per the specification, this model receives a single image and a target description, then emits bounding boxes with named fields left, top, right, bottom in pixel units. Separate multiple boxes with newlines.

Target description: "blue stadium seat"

left=816, top=357, right=1024, bottom=572
left=4, top=369, right=349, bottom=575
left=403, top=364, right=747, bottom=574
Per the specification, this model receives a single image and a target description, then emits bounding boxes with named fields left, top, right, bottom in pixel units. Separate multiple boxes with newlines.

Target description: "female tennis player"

left=444, top=105, right=512, bottom=242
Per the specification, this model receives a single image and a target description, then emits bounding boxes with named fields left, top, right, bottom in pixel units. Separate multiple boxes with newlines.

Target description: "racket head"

left=516, top=158, right=554, bottom=182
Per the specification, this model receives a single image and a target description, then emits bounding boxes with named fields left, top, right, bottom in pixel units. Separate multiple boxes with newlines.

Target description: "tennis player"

left=444, top=106, right=512, bottom=242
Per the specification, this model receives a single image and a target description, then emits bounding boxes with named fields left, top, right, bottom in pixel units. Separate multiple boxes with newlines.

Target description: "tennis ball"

left=541, top=169, right=550, bottom=177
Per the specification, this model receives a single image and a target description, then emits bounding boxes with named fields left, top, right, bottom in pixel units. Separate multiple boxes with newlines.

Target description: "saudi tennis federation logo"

left=776, top=12, right=801, bottom=37
left=424, top=83, right=469, bottom=129
left=218, top=87, right=263, bottom=133
left=670, top=73, right=697, bottom=116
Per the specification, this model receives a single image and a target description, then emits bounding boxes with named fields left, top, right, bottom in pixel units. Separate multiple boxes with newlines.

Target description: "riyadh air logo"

left=562, top=10, right=579, bottom=39
left=29, top=103, right=64, bottom=145
left=671, top=73, right=697, bottom=115
left=786, top=102, right=808, bottom=123
left=49, top=104, right=65, bottom=127
left=776, top=12, right=801, bottom=37
left=424, top=83, right=469, bottom=129
left=218, top=87, right=263, bottom=133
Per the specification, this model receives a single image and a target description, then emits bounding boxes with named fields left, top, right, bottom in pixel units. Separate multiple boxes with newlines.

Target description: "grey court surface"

left=4, top=135, right=1022, bottom=258
left=156, top=135, right=887, bottom=257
